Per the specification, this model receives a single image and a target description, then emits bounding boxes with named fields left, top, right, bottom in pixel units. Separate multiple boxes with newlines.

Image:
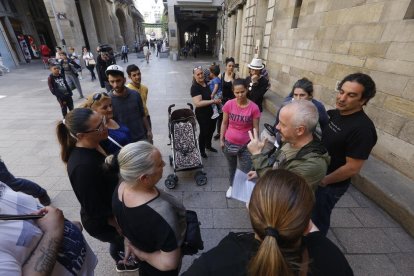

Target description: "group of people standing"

left=0, top=47, right=380, bottom=275
left=188, top=56, right=378, bottom=274
left=53, top=62, right=190, bottom=275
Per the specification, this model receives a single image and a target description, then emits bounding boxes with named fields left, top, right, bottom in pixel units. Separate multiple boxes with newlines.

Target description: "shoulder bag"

left=182, top=210, right=204, bottom=255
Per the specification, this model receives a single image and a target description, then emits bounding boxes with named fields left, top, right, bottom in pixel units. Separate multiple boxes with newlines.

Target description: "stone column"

left=79, top=0, right=98, bottom=51
left=2, top=16, right=24, bottom=64
left=168, top=4, right=179, bottom=58
left=92, top=0, right=108, bottom=45
left=234, top=7, right=243, bottom=64
left=227, top=14, right=235, bottom=59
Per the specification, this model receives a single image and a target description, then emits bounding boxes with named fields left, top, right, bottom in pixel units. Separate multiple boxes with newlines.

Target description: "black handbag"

left=182, top=210, right=204, bottom=255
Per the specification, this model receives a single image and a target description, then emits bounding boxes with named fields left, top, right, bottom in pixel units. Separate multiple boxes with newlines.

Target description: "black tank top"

left=221, top=72, right=235, bottom=104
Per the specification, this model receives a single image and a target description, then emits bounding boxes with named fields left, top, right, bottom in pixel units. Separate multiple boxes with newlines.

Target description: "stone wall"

left=224, top=0, right=414, bottom=180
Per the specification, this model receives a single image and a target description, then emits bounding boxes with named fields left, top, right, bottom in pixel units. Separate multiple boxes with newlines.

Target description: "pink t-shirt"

left=223, top=99, right=261, bottom=145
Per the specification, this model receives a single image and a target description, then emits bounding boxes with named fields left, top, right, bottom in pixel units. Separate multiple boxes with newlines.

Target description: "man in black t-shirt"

left=312, top=73, right=377, bottom=235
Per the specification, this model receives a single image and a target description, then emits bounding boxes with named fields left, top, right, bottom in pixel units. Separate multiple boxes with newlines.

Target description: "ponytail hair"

left=56, top=108, right=94, bottom=163
left=248, top=169, right=314, bottom=276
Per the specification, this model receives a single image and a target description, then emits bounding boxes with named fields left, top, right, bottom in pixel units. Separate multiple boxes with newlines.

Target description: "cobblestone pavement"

left=0, top=54, right=413, bottom=275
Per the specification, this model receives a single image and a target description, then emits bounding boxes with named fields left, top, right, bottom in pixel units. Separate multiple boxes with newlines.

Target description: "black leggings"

left=196, top=113, right=216, bottom=154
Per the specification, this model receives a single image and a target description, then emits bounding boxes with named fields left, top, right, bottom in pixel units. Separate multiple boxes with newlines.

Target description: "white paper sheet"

left=231, top=169, right=256, bottom=203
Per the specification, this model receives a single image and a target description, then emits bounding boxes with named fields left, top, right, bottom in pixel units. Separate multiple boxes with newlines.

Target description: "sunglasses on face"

left=90, top=92, right=109, bottom=107
left=84, top=116, right=107, bottom=133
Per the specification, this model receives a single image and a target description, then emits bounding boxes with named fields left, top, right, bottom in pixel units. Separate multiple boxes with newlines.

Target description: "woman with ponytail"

left=183, top=169, right=353, bottom=276
left=56, top=108, right=136, bottom=272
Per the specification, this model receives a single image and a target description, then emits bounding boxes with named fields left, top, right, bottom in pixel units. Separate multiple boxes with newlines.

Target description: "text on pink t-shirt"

left=223, top=99, right=261, bottom=145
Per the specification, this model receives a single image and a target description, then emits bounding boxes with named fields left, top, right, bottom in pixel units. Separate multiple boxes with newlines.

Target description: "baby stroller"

left=165, top=103, right=207, bottom=189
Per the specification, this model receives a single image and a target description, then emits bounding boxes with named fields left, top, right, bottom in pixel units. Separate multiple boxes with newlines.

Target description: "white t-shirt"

left=0, top=182, right=97, bottom=275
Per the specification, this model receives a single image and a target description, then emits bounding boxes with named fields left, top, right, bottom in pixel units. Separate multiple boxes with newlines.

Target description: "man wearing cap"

left=105, top=65, right=152, bottom=143
left=246, top=58, right=269, bottom=112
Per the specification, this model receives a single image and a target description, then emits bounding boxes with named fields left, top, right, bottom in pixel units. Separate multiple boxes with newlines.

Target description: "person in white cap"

left=246, top=58, right=269, bottom=112
left=106, top=65, right=152, bottom=143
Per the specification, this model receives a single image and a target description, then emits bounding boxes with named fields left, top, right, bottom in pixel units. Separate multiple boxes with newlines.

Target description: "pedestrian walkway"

left=0, top=54, right=413, bottom=275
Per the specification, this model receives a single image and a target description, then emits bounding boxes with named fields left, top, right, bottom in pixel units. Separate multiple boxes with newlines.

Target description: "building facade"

left=0, top=0, right=145, bottom=69
left=165, top=0, right=222, bottom=57
left=222, top=0, right=414, bottom=180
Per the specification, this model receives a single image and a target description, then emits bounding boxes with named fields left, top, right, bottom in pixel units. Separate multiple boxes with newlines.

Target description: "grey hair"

left=283, top=100, right=319, bottom=133
left=117, top=141, right=158, bottom=183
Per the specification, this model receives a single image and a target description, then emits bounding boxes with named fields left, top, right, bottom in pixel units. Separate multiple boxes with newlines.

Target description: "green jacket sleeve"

left=251, top=153, right=272, bottom=178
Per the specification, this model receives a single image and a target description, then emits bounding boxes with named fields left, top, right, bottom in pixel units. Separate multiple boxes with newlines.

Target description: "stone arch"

left=181, top=22, right=213, bottom=54
left=115, top=8, right=127, bottom=44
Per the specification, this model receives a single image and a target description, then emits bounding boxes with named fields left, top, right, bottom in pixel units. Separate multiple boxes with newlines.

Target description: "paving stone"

left=331, top=208, right=364, bottom=228
left=326, top=229, right=345, bottom=252
left=335, top=192, right=361, bottom=208
left=213, top=208, right=251, bottom=228
left=345, top=254, right=398, bottom=276
left=227, top=198, right=249, bottom=209
left=53, top=190, right=80, bottom=207
left=199, top=228, right=232, bottom=252
left=382, top=227, right=414, bottom=252
left=190, top=208, right=214, bottom=229
left=183, top=191, right=227, bottom=209
left=388, top=253, right=414, bottom=276
left=350, top=207, right=399, bottom=228
left=211, top=177, right=230, bottom=192
left=334, top=228, right=400, bottom=254
left=348, top=185, right=377, bottom=208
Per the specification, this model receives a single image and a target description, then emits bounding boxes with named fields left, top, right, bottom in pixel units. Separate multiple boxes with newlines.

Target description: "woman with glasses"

left=80, top=92, right=131, bottom=154
left=214, top=57, right=237, bottom=140
left=56, top=108, right=136, bottom=272
left=191, top=66, right=222, bottom=158
left=183, top=170, right=353, bottom=275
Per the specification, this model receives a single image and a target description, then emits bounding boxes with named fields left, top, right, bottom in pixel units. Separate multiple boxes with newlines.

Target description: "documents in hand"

left=231, top=169, right=256, bottom=203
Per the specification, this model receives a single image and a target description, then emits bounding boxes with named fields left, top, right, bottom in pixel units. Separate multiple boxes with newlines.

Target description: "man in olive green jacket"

left=247, top=100, right=330, bottom=191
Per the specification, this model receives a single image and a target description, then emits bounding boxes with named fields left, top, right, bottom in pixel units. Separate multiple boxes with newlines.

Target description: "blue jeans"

left=312, top=182, right=351, bottom=236
left=223, top=140, right=252, bottom=186
left=0, top=159, right=47, bottom=198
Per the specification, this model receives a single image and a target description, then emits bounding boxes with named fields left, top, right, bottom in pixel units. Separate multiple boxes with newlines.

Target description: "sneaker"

left=201, top=152, right=207, bottom=158
left=38, top=193, right=51, bottom=206
left=116, top=262, right=139, bottom=273
left=214, top=133, right=220, bottom=140
left=226, top=186, right=232, bottom=199
left=211, top=113, right=220, bottom=120
left=206, top=147, right=218, bottom=153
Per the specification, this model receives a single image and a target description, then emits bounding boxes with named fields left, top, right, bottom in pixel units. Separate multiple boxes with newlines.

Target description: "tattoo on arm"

left=23, top=236, right=61, bottom=275
left=34, top=238, right=61, bottom=273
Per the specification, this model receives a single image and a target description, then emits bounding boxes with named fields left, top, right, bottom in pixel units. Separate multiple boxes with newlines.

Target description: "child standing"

left=208, top=64, right=223, bottom=119
left=48, top=63, right=74, bottom=118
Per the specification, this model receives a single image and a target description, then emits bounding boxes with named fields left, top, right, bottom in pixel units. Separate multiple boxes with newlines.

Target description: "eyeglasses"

left=193, top=66, right=202, bottom=73
left=90, top=92, right=109, bottom=107
left=84, top=116, right=107, bottom=133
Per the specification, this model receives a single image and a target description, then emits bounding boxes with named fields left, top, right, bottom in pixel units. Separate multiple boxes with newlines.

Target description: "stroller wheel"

left=194, top=171, right=207, bottom=186
left=169, top=155, right=173, bottom=166
left=165, top=174, right=177, bottom=189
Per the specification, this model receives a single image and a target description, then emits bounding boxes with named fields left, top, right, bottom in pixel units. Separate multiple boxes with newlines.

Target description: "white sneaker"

left=211, top=112, right=220, bottom=120
left=226, top=186, right=232, bottom=198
